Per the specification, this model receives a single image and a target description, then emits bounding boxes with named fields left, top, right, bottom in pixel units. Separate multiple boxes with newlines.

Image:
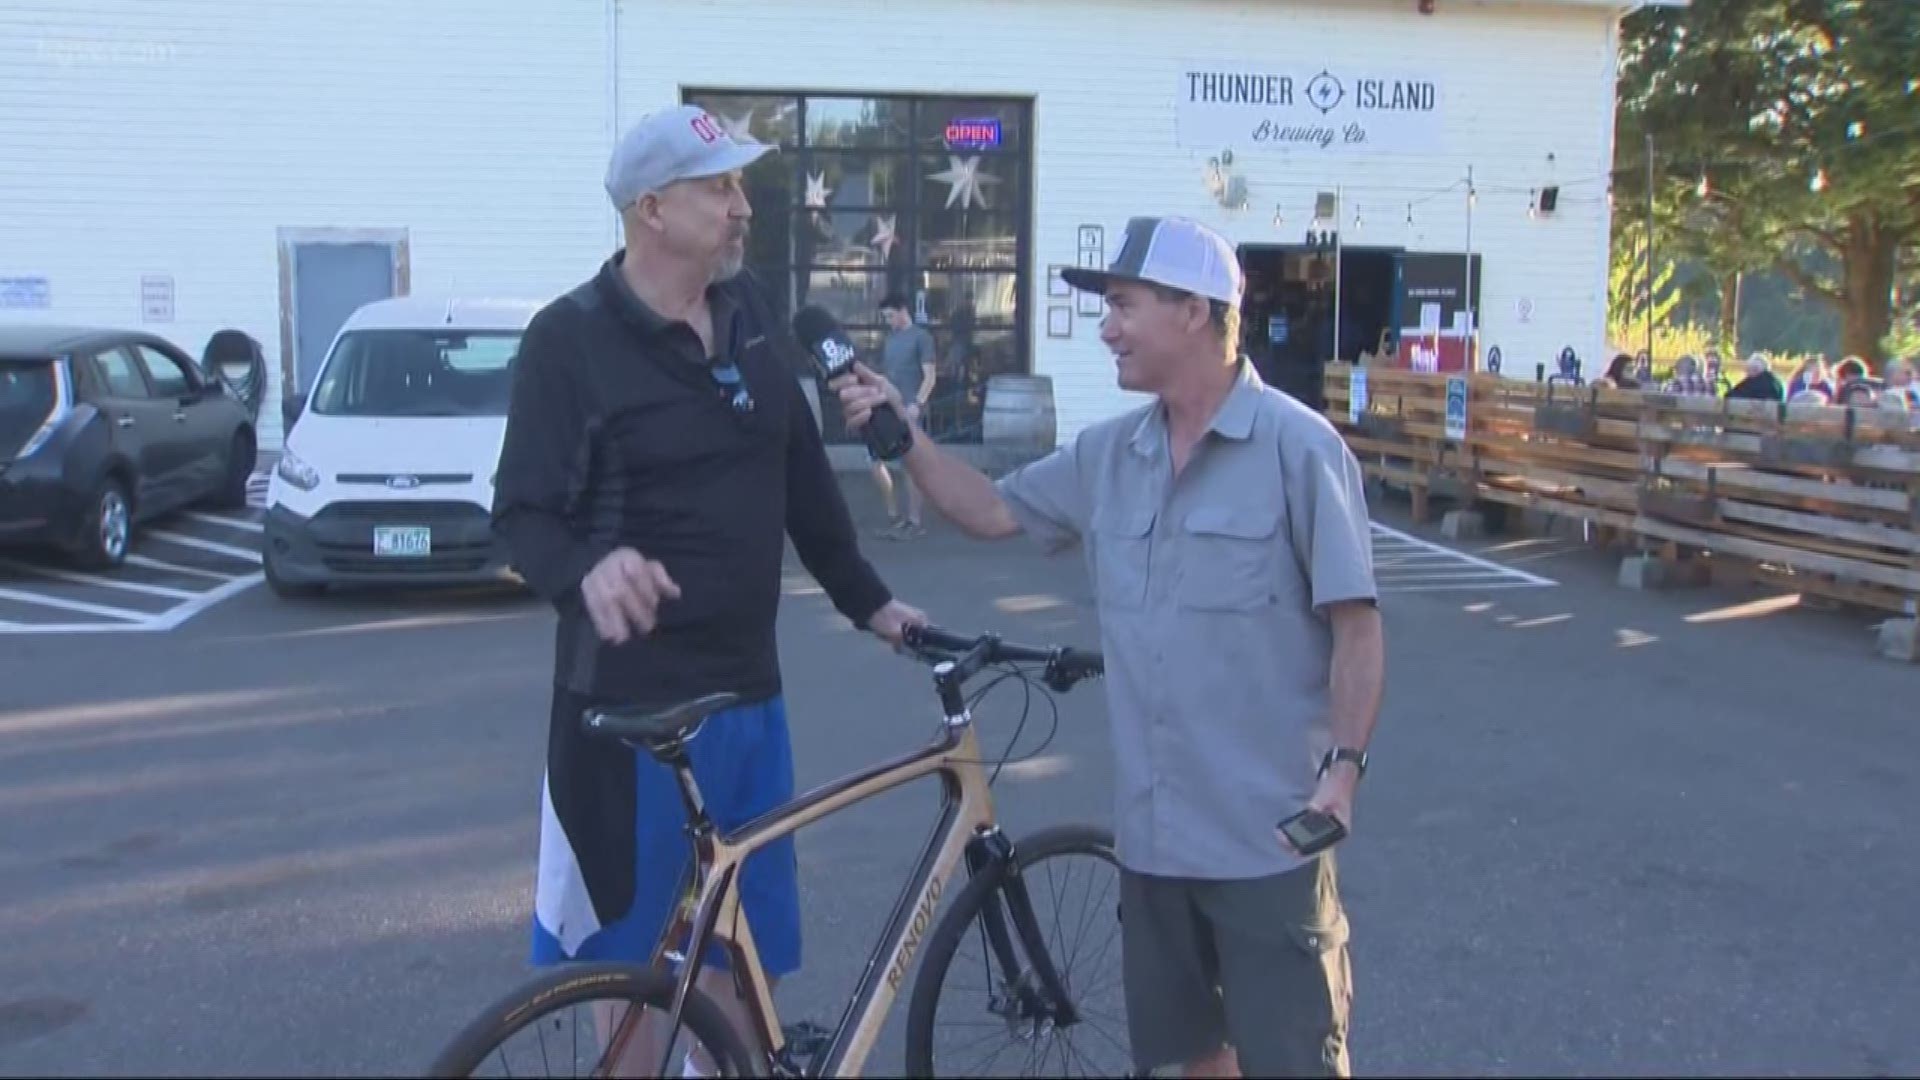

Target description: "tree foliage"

left=1614, top=0, right=1920, bottom=365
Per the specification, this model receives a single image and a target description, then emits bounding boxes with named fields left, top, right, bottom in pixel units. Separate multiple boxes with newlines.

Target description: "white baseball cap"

left=605, top=105, right=776, bottom=210
left=1061, top=216, right=1244, bottom=305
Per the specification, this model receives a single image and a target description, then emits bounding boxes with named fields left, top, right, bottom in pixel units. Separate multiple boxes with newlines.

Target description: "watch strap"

left=1320, top=747, right=1368, bottom=778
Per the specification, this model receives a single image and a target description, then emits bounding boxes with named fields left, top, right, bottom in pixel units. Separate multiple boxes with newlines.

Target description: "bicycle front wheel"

left=904, top=823, right=1131, bottom=1077
left=427, top=962, right=758, bottom=1078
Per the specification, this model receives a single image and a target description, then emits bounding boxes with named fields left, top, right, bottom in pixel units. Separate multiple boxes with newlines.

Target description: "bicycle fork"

left=966, top=828, right=1081, bottom=1034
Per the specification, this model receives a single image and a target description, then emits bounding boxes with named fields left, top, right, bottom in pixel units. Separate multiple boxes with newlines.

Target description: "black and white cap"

left=604, top=105, right=777, bottom=210
left=1061, top=216, right=1245, bottom=305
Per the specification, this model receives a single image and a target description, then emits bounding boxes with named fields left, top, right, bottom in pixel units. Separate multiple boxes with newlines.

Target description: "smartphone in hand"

left=1277, top=807, right=1347, bottom=857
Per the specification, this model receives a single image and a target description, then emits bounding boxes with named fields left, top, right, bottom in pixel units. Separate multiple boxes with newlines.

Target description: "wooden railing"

left=1323, top=363, right=1920, bottom=617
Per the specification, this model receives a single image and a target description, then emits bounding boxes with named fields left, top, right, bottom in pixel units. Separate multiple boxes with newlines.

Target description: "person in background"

left=1664, top=354, right=1714, bottom=395
left=833, top=215, right=1385, bottom=1078
left=1788, top=355, right=1835, bottom=400
left=867, top=293, right=937, bottom=540
left=1877, top=357, right=1919, bottom=408
left=1726, top=352, right=1786, bottom=401
left=1604, top=352, right=1640, bottom=389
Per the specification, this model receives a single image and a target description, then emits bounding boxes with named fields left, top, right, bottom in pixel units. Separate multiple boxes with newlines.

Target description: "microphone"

left=792, top=305, right=915, bottom=461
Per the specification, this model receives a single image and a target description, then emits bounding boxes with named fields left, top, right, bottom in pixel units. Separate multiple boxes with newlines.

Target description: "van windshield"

left=310, top=330, right=521, bottom=418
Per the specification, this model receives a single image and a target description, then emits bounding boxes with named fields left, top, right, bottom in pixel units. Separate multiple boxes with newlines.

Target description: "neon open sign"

left=944, top=117, right=1002, bottom=150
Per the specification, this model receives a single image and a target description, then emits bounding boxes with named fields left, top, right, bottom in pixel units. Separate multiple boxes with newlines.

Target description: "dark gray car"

left=0, top=324, right=258, bottom=568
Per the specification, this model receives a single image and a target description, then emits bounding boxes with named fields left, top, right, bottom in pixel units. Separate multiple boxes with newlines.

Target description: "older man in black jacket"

left=492, top=104, right=924, bottom=1063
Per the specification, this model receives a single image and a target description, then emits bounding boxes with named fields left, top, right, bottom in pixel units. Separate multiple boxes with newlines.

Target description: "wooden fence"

left=1324, top=363, right=1920, bottom=618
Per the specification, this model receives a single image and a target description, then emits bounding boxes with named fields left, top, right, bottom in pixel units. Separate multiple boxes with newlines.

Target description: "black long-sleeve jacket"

left=492, top=255, right=892, bottom=708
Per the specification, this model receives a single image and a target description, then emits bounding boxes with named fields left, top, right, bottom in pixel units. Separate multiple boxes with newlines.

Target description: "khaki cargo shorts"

left=1119, top=852, right=1353, bottom=1077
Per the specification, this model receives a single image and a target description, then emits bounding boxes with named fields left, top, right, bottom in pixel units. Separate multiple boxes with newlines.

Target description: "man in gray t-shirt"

left=869, top=293, right=937, bottom=538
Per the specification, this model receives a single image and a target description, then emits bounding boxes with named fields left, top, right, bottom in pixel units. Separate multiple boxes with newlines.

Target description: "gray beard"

left=711, top=251, right=745, bottom=282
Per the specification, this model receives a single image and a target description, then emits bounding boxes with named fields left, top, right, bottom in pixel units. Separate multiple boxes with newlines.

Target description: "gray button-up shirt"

left=995, top=362, right=1377, bottom=880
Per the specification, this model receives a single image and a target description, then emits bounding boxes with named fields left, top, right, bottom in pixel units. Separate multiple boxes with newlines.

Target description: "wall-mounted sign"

left=1445, top=376, right=1468, bottom=442
left=0, top=276, right=50, bottom=309
left=944, top=117, right=1001, bottom=151
left=141, top=273, right=174, bottom=322
left=1177, top=64, right=1444, bottom=154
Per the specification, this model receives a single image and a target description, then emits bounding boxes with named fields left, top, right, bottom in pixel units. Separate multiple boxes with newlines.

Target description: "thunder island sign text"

left=1176, top=65, right=1445, bottom=154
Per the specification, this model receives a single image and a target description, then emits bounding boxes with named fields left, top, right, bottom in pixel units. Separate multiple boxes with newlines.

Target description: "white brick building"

left=0, top=0, right=1665, bottom=452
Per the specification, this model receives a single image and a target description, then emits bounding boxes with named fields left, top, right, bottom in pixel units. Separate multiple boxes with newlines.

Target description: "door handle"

left=173, top=411, right=188, bottom=422
left=116, top=416, right=135, bottom=428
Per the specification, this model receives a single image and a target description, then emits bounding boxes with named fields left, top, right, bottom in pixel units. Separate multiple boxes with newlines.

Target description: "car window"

left=134, top=345, right=196, bottom=398
left=91, top=348, right=152, bottom=399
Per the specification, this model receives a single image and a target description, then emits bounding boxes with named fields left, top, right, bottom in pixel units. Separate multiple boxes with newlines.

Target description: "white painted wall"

left=1, top=0, right=1626, bottom=451
left=0, top=0, right=617, bottom=451
left=622, top=0, right=1625, bottom=438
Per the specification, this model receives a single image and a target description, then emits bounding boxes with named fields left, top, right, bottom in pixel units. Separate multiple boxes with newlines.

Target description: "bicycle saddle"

left=582, top=691, right=742, bottom=745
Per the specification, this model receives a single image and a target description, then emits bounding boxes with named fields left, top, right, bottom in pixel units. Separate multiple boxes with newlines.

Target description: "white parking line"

left=124, top=554, right=244, bottom=581
left=0, top=559, right=199, bottom=600
left=143, top=530, right=263, bottom=563
left=181, top=511, right=265, bottom=533
left=1370, top=522, right=1557, bottom=592
left=0, top=585, right=148, bottom=621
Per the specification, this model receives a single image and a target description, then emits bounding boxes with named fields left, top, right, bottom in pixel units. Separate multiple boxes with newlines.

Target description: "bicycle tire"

left=426, top=961, right=760, bottom=1078
left=903, top=823, right=1126, bottom=1078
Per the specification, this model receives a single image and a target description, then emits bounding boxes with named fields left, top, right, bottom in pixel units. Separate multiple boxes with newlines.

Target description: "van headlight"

left=276, top=451, right=321, bottom=491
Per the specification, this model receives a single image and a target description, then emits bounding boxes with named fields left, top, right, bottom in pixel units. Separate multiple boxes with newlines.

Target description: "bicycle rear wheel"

left=904, top=823, right=1131, bottom=1077
left=427, top=962, right=758, bottom=1078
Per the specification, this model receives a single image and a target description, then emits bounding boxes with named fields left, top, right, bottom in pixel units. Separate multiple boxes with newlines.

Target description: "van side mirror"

left=282, top=392, right=305, bottom=431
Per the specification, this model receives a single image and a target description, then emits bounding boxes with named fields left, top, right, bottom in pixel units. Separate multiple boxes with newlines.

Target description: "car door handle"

left=116, top=416, right=135, bottom=428
left=173, top=411, right=188, bottom=422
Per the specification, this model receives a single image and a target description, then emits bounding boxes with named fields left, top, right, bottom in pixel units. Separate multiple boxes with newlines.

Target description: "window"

left=134, top=345, right=195, bottom=398
left=91, top=348, right=150, bottom=399
left=685, top=90, right=1033, bottom=445
left=311, top=329, right=522, bottom=417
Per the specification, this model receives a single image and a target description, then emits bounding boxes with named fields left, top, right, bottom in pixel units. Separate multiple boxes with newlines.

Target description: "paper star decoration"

left=804, top=171, right=833, bottom=209
left=717, top=110, right=755, bottom=142
left=870, top=214, right=899, bottom=261
left=927, top=155, right=1000, bottom=211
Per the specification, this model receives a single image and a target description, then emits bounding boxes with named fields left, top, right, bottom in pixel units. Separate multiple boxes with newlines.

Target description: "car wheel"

left=206, top=429, right=255, bottom=510
left=263, top=546, right=324, bottom=599
left=73, top=478, right=132, bottom=570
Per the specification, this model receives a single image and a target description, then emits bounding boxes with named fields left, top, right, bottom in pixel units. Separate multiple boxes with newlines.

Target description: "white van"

left=262, top=296, right=541, bottom=598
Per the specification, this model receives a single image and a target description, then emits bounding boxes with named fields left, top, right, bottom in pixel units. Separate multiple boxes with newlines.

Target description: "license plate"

left=372, top=526, right=432, bottom=557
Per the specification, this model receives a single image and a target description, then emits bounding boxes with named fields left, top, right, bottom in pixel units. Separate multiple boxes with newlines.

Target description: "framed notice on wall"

left=1047, top=305, right=1072, bottom=338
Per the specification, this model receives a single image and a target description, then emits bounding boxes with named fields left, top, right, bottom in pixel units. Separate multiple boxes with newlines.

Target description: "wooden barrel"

left=982, top=374, right=1057, bottom=457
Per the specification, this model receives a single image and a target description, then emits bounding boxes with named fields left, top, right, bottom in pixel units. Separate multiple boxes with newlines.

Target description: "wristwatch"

left=1319, top=747, right=1369, bottom=779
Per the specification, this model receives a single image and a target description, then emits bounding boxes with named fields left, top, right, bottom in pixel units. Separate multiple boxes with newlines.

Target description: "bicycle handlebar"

left=901, top=623, right=1104, bottom=695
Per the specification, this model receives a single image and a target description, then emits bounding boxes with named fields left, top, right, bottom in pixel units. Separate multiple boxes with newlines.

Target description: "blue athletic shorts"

left=530, top=694, right=803, bottom=977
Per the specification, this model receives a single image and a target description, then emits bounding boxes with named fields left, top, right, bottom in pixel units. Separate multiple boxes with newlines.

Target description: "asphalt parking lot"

left=1, top=478, right=1916, bottom=1078
left=0, top=475, right=267, bottom=634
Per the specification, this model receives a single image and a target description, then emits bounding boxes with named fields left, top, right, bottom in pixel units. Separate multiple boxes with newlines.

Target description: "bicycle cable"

left=945, top=661, right=1067, bottom=788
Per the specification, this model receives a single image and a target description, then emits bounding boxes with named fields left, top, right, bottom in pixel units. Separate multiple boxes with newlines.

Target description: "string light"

left=1696, top=173, right=1710, bottom=197
left=1405, top=202, right=1414, bottom=225
left=1810, top=167, right=1828, bottom=192
left=1847, top=120, right=1864, bottom=139
left=1528, top=189, right=1537, bottom=218
left=1272, top=205, right=1284, bottom=229
left=1353, top=205, right=1363, bottom=229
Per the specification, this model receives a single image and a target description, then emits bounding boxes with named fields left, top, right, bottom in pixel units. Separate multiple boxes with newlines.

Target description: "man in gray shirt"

left=868, top=293, right=937, bottom=538
left=833, top=217, right=1385, bottom=1077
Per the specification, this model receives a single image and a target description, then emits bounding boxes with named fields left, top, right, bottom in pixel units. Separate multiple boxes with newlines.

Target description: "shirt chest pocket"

left=1177, top=504, right=1286, bottom=612
left=1090, top=505, right=1155, bottom=612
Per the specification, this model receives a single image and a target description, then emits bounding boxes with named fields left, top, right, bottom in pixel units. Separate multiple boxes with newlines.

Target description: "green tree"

left=1614, top=0, right=1920, bottom=365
